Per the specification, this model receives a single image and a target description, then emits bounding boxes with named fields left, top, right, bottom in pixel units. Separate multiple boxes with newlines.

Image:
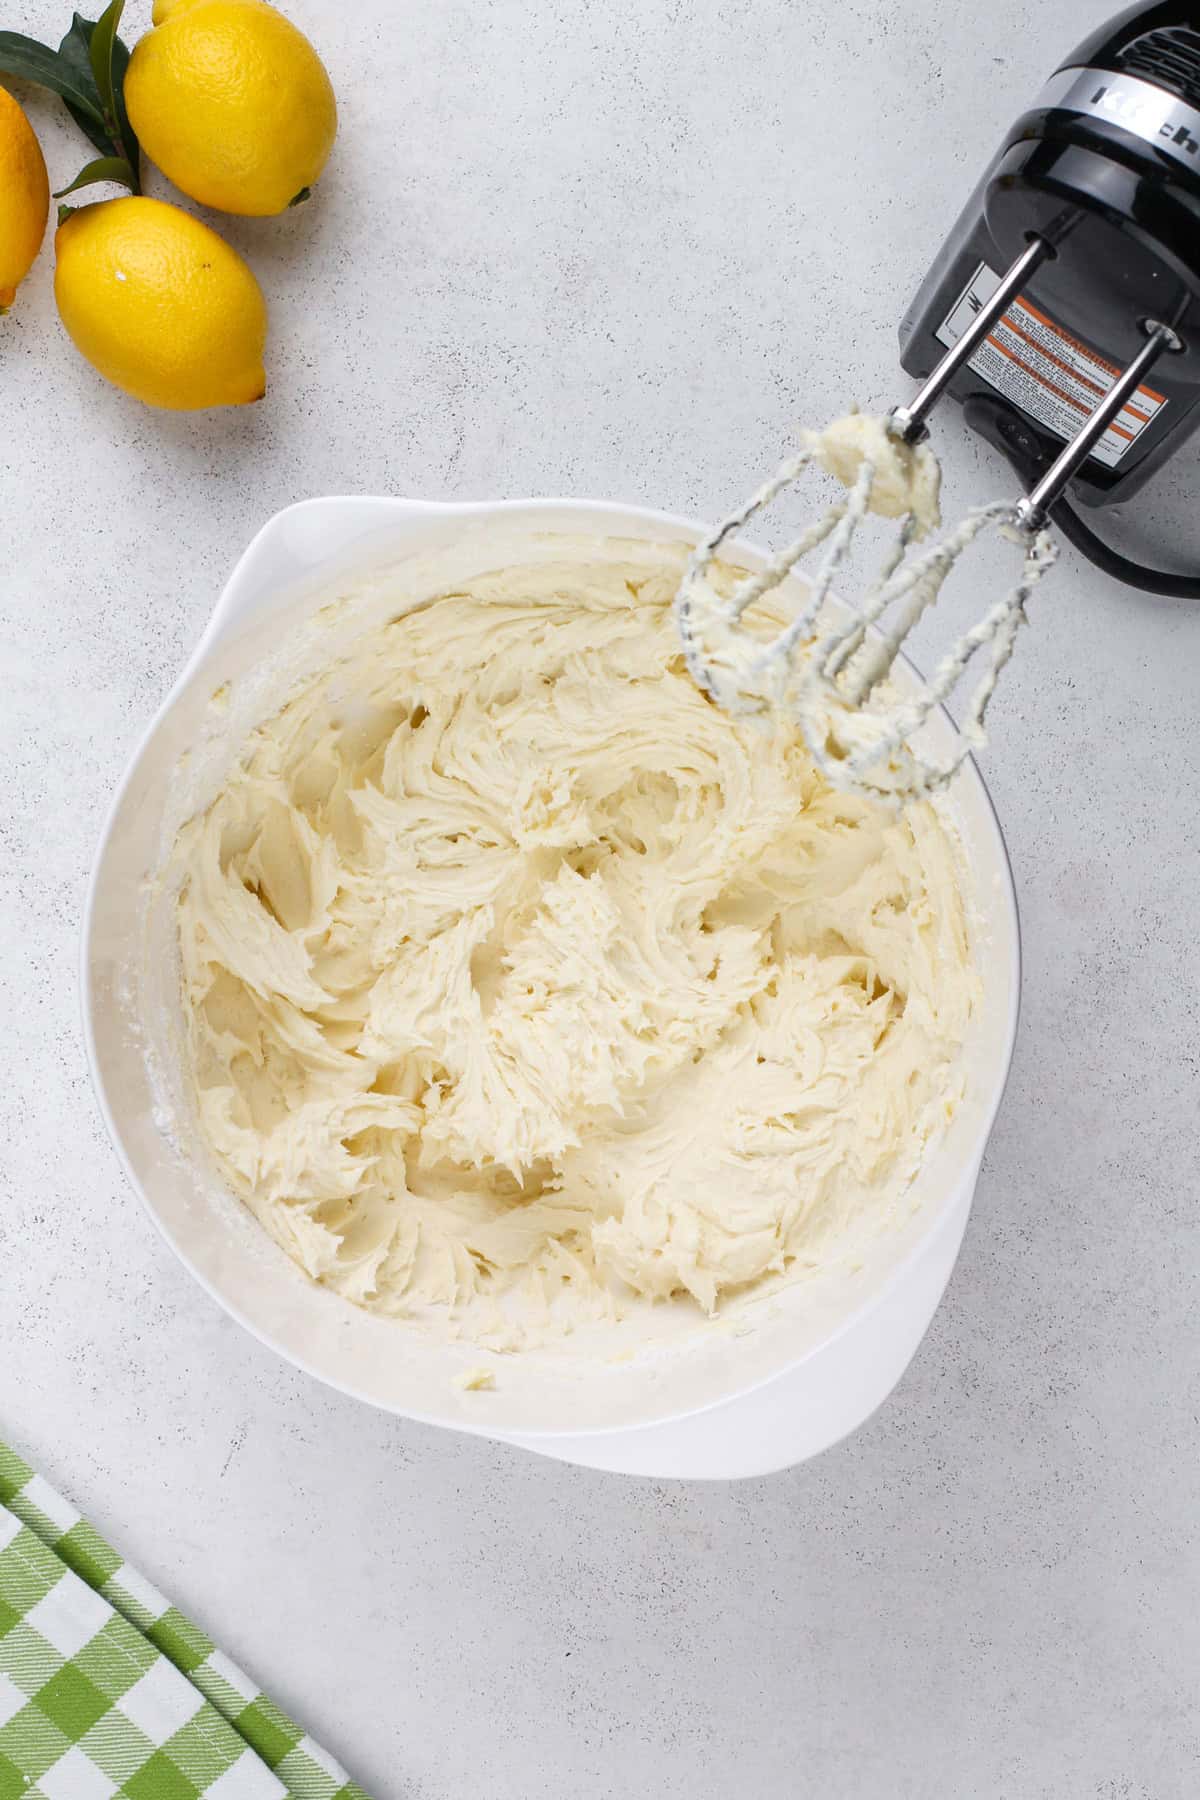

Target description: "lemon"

left=55, top=197, right=267, bottom=409
left=0, top=86, right=50, bottom=312
left=125, top=0, right=337, bottom=217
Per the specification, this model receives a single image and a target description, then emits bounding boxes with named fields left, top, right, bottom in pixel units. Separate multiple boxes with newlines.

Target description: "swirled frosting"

left=175, top=545, right=976, bottom=1347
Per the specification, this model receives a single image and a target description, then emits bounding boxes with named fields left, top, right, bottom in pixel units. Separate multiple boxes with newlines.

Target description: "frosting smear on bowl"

left=173, top=548, right=978, bottom=1347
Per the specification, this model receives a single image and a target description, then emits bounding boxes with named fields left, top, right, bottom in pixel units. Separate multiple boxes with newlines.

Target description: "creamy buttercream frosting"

left=173, top=544, right=977, bottom=1348
left=801, top=412, right=942, bottom=534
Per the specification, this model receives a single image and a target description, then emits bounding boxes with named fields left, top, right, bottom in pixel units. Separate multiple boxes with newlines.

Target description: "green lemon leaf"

left=86, top=0, right=121, bottom=100
left=57, top=6, right=140, bottom=186
left=56, top=17, right=113, bottom=152
left=53, top=153, right=137, bottom=198
left=0, top=11, right=140, bottom=187
left=0, top=29, right=106, bottom=125
left=87, top=2, right=131, bottom=155
left=106, top=25, right=137, bottom=171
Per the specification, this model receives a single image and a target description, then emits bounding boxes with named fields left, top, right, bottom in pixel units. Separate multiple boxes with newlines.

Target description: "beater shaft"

left=1014, top=322, right=1181, bottom=531
left=890, top=237, right=1050, bottom=445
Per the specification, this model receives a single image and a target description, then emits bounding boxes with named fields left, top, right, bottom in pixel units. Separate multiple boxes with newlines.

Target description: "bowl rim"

left=80, top=494, right=1022, bottom=1442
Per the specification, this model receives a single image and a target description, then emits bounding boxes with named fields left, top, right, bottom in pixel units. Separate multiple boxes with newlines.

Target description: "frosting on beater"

left=674, top=413, right=1057, bottom=801
left=802, top=412, right=942, bottom=534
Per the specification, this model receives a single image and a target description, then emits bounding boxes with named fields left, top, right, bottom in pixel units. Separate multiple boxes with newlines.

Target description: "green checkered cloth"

left=0, top=1443, right=368, bottom=1800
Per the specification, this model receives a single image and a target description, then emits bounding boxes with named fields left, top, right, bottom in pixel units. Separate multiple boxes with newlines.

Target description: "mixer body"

left=900, top=2, right=1200, bottom=509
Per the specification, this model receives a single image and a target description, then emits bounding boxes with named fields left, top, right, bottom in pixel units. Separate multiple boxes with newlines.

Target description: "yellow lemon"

left=55, top=197, right=267, bottom=409
left=0, top=86, right=50, bottom=311
left=125, top=0, right=337, bottom=217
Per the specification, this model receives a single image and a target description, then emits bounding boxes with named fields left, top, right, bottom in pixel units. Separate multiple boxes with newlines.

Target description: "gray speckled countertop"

left=2, top=1, right=1198, bottom=1794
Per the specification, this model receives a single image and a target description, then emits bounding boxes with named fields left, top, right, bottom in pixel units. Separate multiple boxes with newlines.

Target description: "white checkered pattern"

left=204, top=1650, right=260, bottom=1707
left=207, top=1751, right=288, bottom=1800
left=38, top=1745, right=119, bottom=1800
left=24, top=1568, right=109, bottom=1659
left=105, top=1562, right=170, bottom=1623
left=119, top=1658, right=205, bottom=1741
left=19, top=1477, right=81, bottom=1540
left=0, top=1672, right=26, bottom=1729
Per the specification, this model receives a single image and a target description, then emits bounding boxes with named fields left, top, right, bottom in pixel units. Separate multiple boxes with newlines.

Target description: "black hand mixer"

left=677, top=3, right=1200, bottom=797
left=900, top=0, right=1200, bottom=594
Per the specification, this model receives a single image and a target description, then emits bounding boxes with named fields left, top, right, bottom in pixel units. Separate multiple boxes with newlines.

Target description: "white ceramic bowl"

left=83, top=496, right=1020, bottom=1480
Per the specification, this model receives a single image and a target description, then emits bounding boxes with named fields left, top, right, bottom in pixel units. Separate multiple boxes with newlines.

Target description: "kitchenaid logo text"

left=1090, top=82, right=1199, bottom=156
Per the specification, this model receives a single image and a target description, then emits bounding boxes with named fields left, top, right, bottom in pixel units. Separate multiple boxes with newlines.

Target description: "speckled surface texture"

left=2, top=1, right=1198, bottom=1794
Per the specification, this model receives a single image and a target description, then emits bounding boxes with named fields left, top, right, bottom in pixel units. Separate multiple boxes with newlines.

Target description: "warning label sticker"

left=936, top=261, right=1167, bottom=468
